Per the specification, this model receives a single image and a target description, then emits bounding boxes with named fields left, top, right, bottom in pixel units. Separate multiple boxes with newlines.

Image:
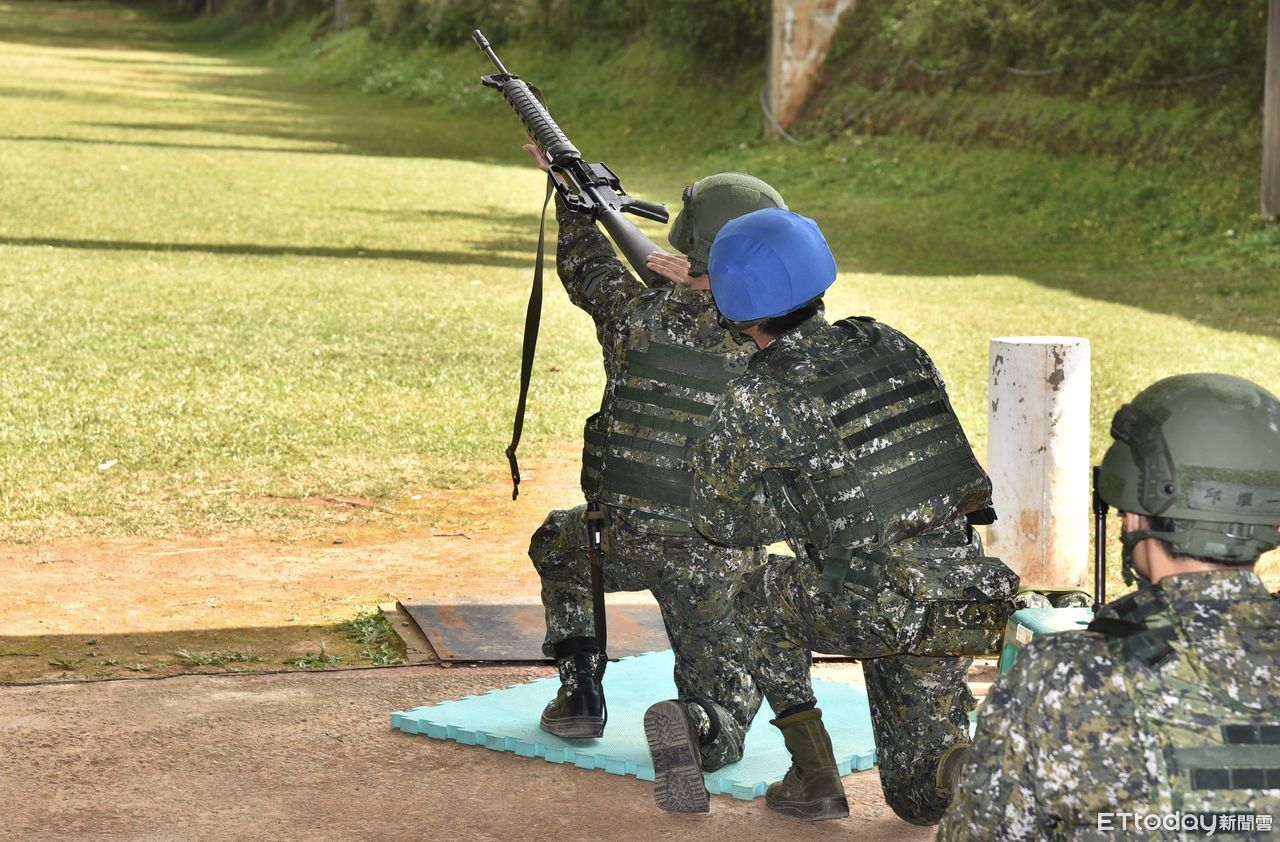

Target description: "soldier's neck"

left=744, top=325, right=773, bottom=349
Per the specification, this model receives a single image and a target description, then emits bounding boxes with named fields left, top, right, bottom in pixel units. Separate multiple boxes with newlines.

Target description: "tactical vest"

left=581, top=291, right=753, bottom=523
left=1091, top=587, right=1280, bottom=829
left=761, top=317, right=993, bottom=593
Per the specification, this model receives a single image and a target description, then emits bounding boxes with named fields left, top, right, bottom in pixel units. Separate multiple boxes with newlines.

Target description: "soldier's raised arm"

left=522, top=142, right=645, bottom=343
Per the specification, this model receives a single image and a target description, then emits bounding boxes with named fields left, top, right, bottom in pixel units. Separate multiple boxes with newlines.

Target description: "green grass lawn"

left=1, top=0, right=1277, bottom=567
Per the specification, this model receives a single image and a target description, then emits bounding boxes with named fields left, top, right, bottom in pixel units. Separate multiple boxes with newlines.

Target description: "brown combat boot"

left=766, top=708, right=850, bottom=821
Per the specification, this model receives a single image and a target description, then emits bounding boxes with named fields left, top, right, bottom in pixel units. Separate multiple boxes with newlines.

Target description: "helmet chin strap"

left=1119, top=528, right=1176, bottom=588
left=1120, top=518, right=1276, bottom=585
left=716, top=312, right=767, bottom=335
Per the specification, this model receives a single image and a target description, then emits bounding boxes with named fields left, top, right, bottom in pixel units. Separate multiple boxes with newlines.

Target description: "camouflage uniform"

left=691, top=311, right=1018, bottom=823
left=530, top=197, right=765, bottom=770
left=939, top=569, right=1280, bottom=841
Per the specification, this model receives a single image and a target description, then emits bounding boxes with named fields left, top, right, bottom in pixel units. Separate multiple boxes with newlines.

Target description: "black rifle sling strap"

left=585, top=503, right=608, bottom=655
left=505, top=174, right=555, bottom=499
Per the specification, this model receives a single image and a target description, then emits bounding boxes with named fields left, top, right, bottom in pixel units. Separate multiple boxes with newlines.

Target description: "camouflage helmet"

left=1098, top=373, right=1280, bottom=564
left=668, top=172, right=786, bottom=275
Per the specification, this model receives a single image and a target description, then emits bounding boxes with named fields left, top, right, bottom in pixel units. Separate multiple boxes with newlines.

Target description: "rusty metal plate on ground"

left=398, top=599, right=671, bottom=662
left=399, top=598, right=853, bottom=663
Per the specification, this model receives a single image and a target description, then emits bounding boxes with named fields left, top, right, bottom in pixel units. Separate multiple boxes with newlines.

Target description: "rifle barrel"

left=471, top=29, right=509, bottom=77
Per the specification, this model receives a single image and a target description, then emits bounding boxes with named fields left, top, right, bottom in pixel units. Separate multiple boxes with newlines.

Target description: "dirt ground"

left=0, top=450, right=581, bottom=682
left=0, top=449, right=987, bottom=839
left=0, top=663, right=946, bottom=842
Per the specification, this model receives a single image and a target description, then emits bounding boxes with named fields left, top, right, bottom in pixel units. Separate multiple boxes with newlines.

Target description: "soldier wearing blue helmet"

left=521, top=145, right=796, bottom=813
left=643, top=208, right=1019, bottom=824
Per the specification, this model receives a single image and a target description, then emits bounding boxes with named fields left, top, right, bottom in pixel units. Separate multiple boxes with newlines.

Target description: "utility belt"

left=811, top=507, right=996, bottom=595
left=585, top=503, right=697, bottom=548
left=812, top=547, right=1019, bottom=657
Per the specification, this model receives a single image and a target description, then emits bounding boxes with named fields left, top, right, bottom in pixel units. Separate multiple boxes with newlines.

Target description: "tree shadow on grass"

left=0, top=625, right=382, bottom=684
left=2, top=133, right=410, bottom=158
left=340, top=207, right=543, bottom=228
left=0, top=5, right=165, bottom=53
left=0, top=235, right=535, bottom=268
left=813, top=202, right=1280, bottom=342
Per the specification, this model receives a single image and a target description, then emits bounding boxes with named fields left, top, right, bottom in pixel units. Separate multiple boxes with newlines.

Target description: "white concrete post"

left=986, top=337, right=1091, bottom=588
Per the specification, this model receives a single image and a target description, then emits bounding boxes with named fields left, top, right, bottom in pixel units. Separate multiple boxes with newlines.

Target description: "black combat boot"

left=539, top=636, right=606, bottom=740
left=766, top=707, right=849, bottom=821
left=642, top=699, right=714, bottom=813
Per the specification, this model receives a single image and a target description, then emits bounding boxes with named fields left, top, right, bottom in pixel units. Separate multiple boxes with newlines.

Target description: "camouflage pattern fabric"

left=690, top=312, right=971, bottom=548
left=734, top=518, right=1000, bottom=711
left=554, top=197, right=743, bottom=384
left=732, top=521, right=993, bottom=825
left=938, top=569, right=1280, bottom=841
left=690, top=311, right=1016, bottom=824
left=530, top=504, right=765, bottom=770
left=529, top=200, right=765, bottom=770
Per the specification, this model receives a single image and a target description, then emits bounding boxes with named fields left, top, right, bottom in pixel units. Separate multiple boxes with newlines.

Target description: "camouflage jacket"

left=689, top=311, right=971, bottom=549
left=556, top=199, right=753, bottom=529
left=938, top=569, right=1280, bottom=841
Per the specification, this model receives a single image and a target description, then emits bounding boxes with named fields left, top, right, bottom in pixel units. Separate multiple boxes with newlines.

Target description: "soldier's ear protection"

left=1110, top=403, right=1178, bottom=515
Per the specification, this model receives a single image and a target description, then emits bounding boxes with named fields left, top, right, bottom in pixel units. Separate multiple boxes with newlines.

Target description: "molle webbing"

left=816, top=350, right=918, bottom=403
left=1179, top=745, right=1280, bottom=790
left=580, top=413, right=607, bottom=494
left=593, top=333, right=749, bottom=518
left=787, top=321, right=991, bottom=592
left=812, top=336, right=988, bottom=550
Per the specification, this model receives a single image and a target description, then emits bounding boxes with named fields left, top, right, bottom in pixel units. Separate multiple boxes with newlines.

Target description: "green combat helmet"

left=668, top=173, right=786, bottom=275
left=1097, top=373, right=1280, bottom=584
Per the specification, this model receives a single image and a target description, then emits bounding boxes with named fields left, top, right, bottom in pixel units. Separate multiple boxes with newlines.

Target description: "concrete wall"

left=766, top=0, right=855, bottom=134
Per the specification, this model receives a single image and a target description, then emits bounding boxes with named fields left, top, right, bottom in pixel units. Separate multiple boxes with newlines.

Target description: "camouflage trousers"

left=530, top=504, right=766, bottom=771
left=736, top=522, right=1018, bottom=825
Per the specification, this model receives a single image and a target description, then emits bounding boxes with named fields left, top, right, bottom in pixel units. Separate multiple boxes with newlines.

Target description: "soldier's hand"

left=645, top=251, right=698, bottom=286
left=523, top=142, right=551, bottom=173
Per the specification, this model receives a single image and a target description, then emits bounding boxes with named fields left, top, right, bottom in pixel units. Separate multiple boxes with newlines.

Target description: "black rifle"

left=472, top=29, right=671, bottom=501
left=472, top=29, right=670, bottom=284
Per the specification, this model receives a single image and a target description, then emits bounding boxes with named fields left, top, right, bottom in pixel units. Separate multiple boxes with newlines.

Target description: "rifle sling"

left=586, top=503, right=608, bottom=655
left=505, top=174, right=555, bottom=499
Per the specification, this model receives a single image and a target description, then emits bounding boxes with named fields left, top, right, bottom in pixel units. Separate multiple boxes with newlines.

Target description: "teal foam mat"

left=392, top=650, right=877, bottom=800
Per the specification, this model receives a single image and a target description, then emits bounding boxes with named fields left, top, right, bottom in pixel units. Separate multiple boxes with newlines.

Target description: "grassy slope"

left=1, top=2, right=1277, bottom=572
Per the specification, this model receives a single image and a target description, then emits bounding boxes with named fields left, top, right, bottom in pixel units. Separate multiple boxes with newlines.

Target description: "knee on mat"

left=880, top=788, right=952, bottom=824
left=697, top=720, right=744, bottom=773
left=881, top=780, right=951, bottom=826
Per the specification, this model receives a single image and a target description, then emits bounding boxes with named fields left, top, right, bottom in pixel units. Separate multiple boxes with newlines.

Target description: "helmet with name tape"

left=1097, top=373, right=1280, bottom=564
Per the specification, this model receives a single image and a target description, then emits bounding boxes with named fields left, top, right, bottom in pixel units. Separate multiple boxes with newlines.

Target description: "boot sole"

left=643, top=701, right=710, bottom=813
left=640, top=696, right=711, bottom=808
left=539, top=710, right=606, bottom=740
left=765, top=795, right=850, bottom=822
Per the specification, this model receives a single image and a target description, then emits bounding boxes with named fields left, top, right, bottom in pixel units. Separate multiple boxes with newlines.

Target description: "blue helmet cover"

left=707, top=208, right=838, bottom=321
